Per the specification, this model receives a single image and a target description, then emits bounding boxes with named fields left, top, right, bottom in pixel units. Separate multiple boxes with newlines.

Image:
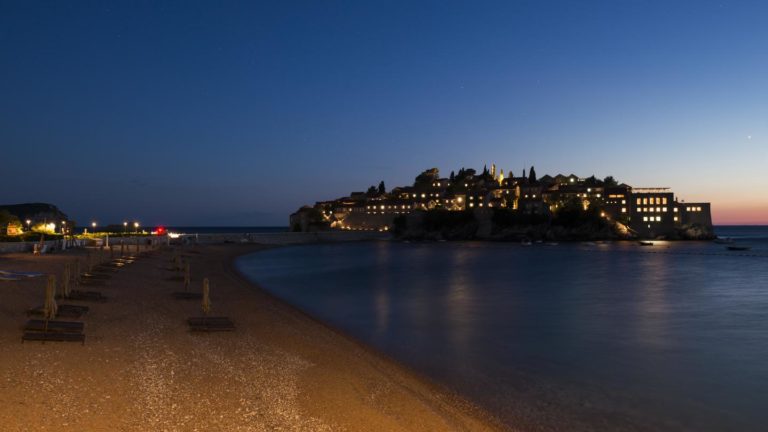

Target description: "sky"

left=1, top=1, right=766, bottom=226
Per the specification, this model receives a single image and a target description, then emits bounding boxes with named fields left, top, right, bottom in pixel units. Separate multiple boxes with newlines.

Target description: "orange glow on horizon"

left=711, top=204, right=768, bottom=226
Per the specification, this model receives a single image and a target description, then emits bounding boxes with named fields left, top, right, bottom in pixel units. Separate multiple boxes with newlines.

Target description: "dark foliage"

left=551, top=197, right=609, bottom=229
left=491, top=209, right=548, bottom=227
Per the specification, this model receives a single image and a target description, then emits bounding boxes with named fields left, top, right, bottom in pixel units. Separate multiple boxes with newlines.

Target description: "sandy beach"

left=0, top=243, right=506, bottom=431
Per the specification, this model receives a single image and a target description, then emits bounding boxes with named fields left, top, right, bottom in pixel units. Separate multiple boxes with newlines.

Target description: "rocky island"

left=291, top=165, right=714, bottom=241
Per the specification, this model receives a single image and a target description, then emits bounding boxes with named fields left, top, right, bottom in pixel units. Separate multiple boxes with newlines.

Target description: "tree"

left=366, top=186, right=377, bottom=196
left=603, top=175, right=618, bottom=187
left=528, top=166, right=537, bottom=183
left=449, top=171, right=455, bottom=181
left=378, top=181, right=386, bottom=195
left=414, top=168, right=440, bottom=187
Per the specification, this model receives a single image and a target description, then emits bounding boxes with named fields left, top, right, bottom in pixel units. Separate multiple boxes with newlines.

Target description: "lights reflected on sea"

left=237, top=232, right=768, bottom=431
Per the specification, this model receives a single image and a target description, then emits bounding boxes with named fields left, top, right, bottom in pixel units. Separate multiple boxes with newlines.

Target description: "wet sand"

left=0, top=244, right=507, bottom=431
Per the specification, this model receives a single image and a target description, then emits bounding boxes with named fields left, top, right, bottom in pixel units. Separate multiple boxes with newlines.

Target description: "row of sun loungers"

left=21, top=249, right=147, bottom=345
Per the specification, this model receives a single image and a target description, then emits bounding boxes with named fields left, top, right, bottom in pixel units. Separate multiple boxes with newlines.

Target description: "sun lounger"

left=28, top=304, right=89, bottom=318
left=22, top=332, right=85, bottom=345
left=66, top=290, right=107, bottom=302
left=172, top=292, right=202, bottom=299
left=77, top=278, right=107, bottom=287
left=188, top=316, right=235, bottom=332
left=81, top=272, right=112, bottom=280
left=25, top=320, right=85, bottom=333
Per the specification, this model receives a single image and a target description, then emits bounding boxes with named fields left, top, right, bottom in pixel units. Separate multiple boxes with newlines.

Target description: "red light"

left=155, top=226, right=166, bottom=235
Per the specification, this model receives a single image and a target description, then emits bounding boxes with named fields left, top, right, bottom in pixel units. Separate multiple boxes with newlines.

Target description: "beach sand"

left=0, top=244, right=507, bottom=431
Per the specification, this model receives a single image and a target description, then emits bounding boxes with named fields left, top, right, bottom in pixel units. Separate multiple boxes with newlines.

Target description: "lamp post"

left=61, top=221, right=66, bottom=234
left=26, top=219, right=31, bottom=232
left=92, top=221, right=97, bottom=235
left=134, top=221, right=139, bottom=233
left=123, top=221, right=128, bottom=234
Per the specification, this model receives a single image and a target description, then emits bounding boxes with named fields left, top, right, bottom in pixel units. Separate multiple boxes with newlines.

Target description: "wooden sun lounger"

left=25, top=320, right=85, bottom=333
left=22, top=332, right=85, bottom=345
left=28, top=304, right=89, bottom=318
left=172, top=292, right=202, bottom=300
left=77, top=278, right=107, bottom=287
left=188, top=317, right=235, bottom=332
left=67, top=290, right=107, bottom=302
left=81, top=272, right=112, bottom=279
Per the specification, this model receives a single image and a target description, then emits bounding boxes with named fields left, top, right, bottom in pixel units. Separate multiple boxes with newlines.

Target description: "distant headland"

left=291, top=165, right=714, bottom=241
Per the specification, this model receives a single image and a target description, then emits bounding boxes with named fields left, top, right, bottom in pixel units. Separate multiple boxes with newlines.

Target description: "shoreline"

left=227, top=244, right=509, bottom=430
left=0, top=243, right=507, bottom=431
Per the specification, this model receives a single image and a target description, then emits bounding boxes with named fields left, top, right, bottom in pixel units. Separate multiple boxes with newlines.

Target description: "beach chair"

left=27, top=304, right=89, bottom=319
left=22, top=332, right=85, bottom=345
left=66, top=290, right=107, bottom=302
left=24, top=320, right=85, bottom=333
left=187, top=317, right=235, bottom=332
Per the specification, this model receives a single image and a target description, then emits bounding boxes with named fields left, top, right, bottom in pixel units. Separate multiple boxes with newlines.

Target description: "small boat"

left=638, top=241, right=654, bottom=246
left=727, top=245, right=751, bottom=251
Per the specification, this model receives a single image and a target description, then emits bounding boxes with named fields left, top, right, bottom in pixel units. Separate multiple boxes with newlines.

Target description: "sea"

left=236, top=226, right=768, bottom=431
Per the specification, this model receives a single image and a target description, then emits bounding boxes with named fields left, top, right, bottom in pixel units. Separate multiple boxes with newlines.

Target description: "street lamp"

left=26, top=219, right=31, bottom=231
left=61, top=221, right=66, bottom=234
left=134, top=222, right=140, bottom=233
left=123, top=221, right=128, bottom=234
left=92, top=221, right=97, bottom=234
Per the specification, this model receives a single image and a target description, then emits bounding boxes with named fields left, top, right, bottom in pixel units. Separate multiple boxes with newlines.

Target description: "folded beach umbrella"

left=44, top=275, right=58, bottom=323
left=62, top=264, right=71, bottom=298
left=202, top=278, right=211, bottom=316
left=74, top=259, right=81, bottom=285
left=184, top=262, right=191, bottom=291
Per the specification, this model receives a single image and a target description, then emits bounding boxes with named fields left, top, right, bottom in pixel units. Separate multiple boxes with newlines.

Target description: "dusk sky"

left=1, top=1, right=766, bottom=226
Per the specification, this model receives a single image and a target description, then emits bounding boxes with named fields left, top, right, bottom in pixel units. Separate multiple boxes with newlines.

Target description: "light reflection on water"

left=237, top=231, right=768, bottom=431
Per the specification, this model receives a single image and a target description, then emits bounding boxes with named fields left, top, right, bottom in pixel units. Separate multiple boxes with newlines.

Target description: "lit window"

left=621, top=200, right=625, bottom=204
left=662, top=197, right=668, bottom=205
left=649, top=207, right=654, bottom=213
left=636, top=198, right=642, bottom=205
left=469, top=203, right=474, bottom=208
left=686, top=207, right=690, bottom=211
left=674, top=208, right=678, bottom=212
left=656, top=207, right=661, bottom=212
left=656, top=216, right=661, bottom=221
left=421, top=193, right=426, bottom=198
left=643, top=216, right=648, bottom=222
left=596, top=193, right=601, bottom=198
left=643, top=198, right=648, bottom=205
left=621, top=208, right=626, bottom=213
left=663, top=207, right=667, bottom=212
left=697, top=206, right=702, bottom=211
left=674, top=216, right=678, bottom=221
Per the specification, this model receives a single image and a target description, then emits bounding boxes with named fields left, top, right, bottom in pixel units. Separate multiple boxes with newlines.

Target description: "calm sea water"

left=236, top=226, right=768, bottom=431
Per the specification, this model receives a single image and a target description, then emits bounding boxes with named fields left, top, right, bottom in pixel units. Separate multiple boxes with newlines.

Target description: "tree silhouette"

left=378, top=181, right=386, bottom=195
left=528, top=166, right=537, bottom=183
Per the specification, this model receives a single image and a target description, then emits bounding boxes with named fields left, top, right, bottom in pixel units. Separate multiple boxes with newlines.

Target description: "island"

left=291, top=165, right=714, bottom=241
